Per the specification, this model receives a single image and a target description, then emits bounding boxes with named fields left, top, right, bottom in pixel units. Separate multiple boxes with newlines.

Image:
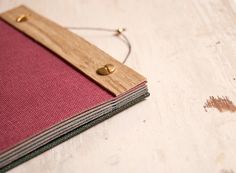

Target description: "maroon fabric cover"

left=0, top=20, right=114, bottom=153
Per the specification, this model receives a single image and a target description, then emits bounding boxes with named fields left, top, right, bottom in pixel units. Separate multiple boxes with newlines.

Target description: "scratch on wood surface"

left=220, top=169, right=234, bottom=173
left=204, top=96, right=236, bottom=112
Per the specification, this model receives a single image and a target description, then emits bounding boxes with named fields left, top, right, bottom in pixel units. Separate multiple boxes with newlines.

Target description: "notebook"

left=0, top=5, right=149, bottom=172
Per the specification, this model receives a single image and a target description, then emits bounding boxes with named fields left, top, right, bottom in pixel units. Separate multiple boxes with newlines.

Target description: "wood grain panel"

left=0, top=5, right=146, bottom=96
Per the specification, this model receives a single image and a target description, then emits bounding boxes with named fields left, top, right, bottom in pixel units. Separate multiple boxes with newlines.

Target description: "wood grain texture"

left=1, top=0, right=236, bottom=173
left=0, top=5, right=146, bottom=96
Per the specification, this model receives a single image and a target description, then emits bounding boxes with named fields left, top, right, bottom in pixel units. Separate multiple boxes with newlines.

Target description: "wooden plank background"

left=1, top=0, right=236, bottom=172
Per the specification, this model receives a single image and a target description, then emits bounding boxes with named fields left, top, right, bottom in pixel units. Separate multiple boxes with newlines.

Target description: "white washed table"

left=1, top=0, right=236, bottom=172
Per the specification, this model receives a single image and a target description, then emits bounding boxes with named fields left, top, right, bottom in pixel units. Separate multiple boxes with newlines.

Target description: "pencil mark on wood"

left=107, top=154, right=120, bottom=166
left=204, top=96, right=236, bottom=112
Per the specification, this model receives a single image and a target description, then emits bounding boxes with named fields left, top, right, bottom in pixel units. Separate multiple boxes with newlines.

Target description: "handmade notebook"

left=0, top=5, right=149, bottom=172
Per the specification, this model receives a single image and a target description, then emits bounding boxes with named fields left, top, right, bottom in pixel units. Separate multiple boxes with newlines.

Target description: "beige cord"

left=66, top=27, right=131, bottom=64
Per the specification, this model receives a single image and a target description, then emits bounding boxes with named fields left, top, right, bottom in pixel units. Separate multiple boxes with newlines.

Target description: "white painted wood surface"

left=1, top=0, right=236, bottom=172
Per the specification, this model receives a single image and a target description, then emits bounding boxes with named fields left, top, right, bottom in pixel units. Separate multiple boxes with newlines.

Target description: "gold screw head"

left=16, top=14, right=28, bottom=23
left=97, top=64, right=116, bottom=75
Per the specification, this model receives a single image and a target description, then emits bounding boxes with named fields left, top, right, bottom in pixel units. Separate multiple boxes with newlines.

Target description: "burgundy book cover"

left=0, top=6, right=149, bottom=172
left=0, top=18, right=114, bottom=152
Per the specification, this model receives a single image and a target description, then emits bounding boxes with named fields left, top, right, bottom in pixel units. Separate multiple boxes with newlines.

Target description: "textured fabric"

left=0, top=93, right=149, bottom=173
left=0, top=19, right=114, bottom=153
